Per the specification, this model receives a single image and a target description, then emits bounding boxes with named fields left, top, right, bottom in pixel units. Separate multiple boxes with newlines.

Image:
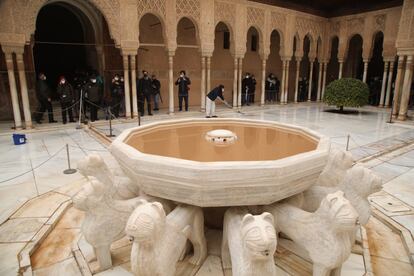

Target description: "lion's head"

left=241, top=212, right=277, bottom=260
left=77, top=154, right=107, bottom=177
left=72, top=177, right=106, bottom=211
left=125, top=201, right=166, bottom=245
left=318, top=191, right=359, bottom=231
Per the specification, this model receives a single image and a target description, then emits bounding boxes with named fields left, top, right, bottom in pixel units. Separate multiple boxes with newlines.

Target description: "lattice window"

left=137, top=0, right=166, bottom=18
left=176, top=0, right=200, bottom=21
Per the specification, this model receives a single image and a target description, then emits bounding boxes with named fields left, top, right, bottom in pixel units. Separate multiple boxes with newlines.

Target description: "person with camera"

left=56, top=76, right=75, bottom=124
left=137, top=70, right=153, bottom=116
left=175, top=70, right=191, bottom=111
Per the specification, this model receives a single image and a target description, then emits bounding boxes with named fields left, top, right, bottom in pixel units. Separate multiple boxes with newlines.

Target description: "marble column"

left=206, top=56, right=211, bottom=96
left=362, top=60, right=369, bottom=83
left=200, top=56, right=206, bottom=111
left=316, top=62, right=323, bottom=101
left=5, top=53, right=22, bottom=128
left=130, top=55, right=138, bottom=117
left=294, top=59, right=301, bottom=103
left=392, top=56, right=405, bottom=116
left=307, top=60, right=314, bottom=101
left=385, top=61, right=395, bottom=107
left=321, top=62, right=328, bottom=99
left=378, top=62, right=389, bottom=107
left=168, top=54, right=174, bottom=114
left=16, top=52, right=32, bottom=128
left=238, top=58, right=243, bottom=107
left=280, top=60, right=286, bottom=103
left=261, top=59, right=266, bottom=106
left=397, top=55, right=413, bottom=120
left=122, top=54, right=131, bottom=118
left=233, top=57, right=238, bottom=108
left=284, top=60, right=290, bottom=104
left=338, top=60, right=344, bottom=79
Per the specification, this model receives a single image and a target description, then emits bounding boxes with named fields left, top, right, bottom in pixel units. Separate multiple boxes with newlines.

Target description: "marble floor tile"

left=195, top=255, right=223, bottom=276
left=371, top=256, right=414, bottom=276
left=370, top=195, right=412, bottom=213
left=0, top=217, right=47, bottom=242
left=393, top=214, right=414, bottom=237
left=0, top=243, right=26, bottom=276
left=371, top=162, right=411, bottom=183
left=95, top=265, right=133, bottom=276
left=11, top=192, right=70, bottom=218
left=33, top=257, right=82, bottom=276
left=54, top=207, right=84, bottom=229
left=384, top=169, right=414, bottom=207
left=341, top=253, right=365, bottom=276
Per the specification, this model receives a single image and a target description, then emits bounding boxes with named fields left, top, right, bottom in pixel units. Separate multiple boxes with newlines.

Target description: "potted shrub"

left=323, top=78, right=369, bottom=112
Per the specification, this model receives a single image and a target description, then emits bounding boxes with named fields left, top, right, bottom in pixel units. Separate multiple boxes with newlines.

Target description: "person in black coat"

left=137, top=70, right=153, bottom=116
left=110, top=74, right=124, bottom=118
left=56, top=76, right=75, bottom=124
left=265, top=73, right=279, bottom=103
left=175, top=70, right=191, bottom=111
left=205, top=85, right=231, bottom=118
left=34, top=73, right=57, bottom=124
left=151, top=74, right=161, bottom=111
left=250, top=75, right=257, bottom=103
left=84, top=76, right=103, bottom=122
left=242, top=73, right=253, bottom=106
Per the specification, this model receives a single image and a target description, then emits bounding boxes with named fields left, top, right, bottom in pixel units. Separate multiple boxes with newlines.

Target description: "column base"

left=133, top=112, right=138, bottom=118
left=168, top=111, right=175, bottom=115
left=397, top=114, right=407, bottom=121
left=125, top=112, right=132, bottom=119
left=378, top=104, right=384, bottom=108
left=261, top=103, right=265, bottom=107
left=307, top=100, right=312, bottom=102
left=25, top=122, right=33, bottom=129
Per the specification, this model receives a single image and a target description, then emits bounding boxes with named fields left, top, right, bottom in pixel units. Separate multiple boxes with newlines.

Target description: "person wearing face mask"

left=175, top=70, right=191, bottom=111
left=110, top=74, right=124, bottom=118
left=151, top=74, right=161, bottom=111
left=205, top=85, right=231, bottom=118
left=137, top=70, right=153, bottom=116
left=242, top=73, right=253, bottom=106
left=84, top=75, right=103, bottom=122
left=56, top=76, right=75, bottom=124
left=35, top=72, right=57, bottom=124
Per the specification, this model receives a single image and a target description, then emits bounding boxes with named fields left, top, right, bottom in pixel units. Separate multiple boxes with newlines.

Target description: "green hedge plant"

left=323, top=78, right=369, bottom=112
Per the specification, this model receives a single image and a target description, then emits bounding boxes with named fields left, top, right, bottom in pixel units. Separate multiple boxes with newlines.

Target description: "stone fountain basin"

left=110, top=118, right=330, bottom=207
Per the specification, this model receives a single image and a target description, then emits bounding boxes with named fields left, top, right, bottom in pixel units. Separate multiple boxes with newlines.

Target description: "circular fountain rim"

left=110, top=118, right=330, bottom=167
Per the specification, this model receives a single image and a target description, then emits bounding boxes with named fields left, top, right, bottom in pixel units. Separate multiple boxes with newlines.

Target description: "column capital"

left=167, top=50, right=175, bottom=57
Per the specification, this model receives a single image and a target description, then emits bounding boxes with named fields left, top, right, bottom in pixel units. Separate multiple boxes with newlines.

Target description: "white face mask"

left=61, top=80, right=66, bottom=84
left=180, top=74, right=184, bottom=78
left=114, top=77, right=119, bottom=81
left=91, top=79, right=97, bottom=83
left=246, top=76, right=250, bottom=79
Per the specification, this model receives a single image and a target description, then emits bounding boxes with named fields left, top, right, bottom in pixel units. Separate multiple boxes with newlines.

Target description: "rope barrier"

left=32, top=99, right=81, bottom=114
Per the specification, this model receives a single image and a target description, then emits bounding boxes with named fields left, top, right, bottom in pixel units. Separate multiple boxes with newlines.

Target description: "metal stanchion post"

left=346, top=134, right=350, bottom=151
left=63, top=144, right=77, bottom=174
left=138, top=112, right=141, bottom=126
left=388, top=98, right=394, bottom=124
left=76, top=88, right=83, bottom=129
left=107, top=107, right=115, bottom=137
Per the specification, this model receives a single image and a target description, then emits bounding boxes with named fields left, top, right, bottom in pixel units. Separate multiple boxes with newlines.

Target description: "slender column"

left=392, top=56, right=405, bottom=116
left=398, top=55, right=413, bottom=120
left=238, top=58, right=243, bottom=107
left=261, top=59, right=266, bottom=106
left=307, top=60, right=314, bottom=101
left=316, top=62, right=323, bottom=101
left=385, top=61, right=395, bottom=107
left=168, top=54, right=174, bottom=114
left=200, top=56, right=206, bottom=111
left=362, top=60, right=369, bottom=83
left=122, top=54, right=131, bottom=118
left=5, top=53, right=22, bottom=128
left=338, top=60, right=344, bottom=79
left=280, top=60, right=286, bottom=103
left=233, top=57, right=238, bottom=108
left=378, top=62, right=389, bottom=107
left=206, top=56, right=211, bottom=95
left=294, top=59, right=301, bottom=103
left=16, top=52, right=32, bottom=128
left=284, top=60, right=290, bottom=104
left=130, top=55, right=138, bottom=117
left=321, top=62, right=328, bottom=99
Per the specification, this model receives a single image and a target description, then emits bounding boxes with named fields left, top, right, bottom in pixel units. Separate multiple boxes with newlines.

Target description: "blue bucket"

left=13, top=133, right=27, bottom=145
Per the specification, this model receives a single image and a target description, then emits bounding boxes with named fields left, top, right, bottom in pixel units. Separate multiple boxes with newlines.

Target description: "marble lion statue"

left=265, top=191, right=359, bottom=276
left=316, top=147, right=354, bottom=187
left=73, top=177, right=145, bottom=271
left=125, top=201, right=207, bottom=276
left=222, top=208, right=277, bottom=276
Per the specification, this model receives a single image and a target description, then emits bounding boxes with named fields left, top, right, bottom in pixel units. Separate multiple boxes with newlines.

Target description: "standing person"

left=56, top=76, right=75, bottom=124
left=242, top=73, right=252, bottom=106
left=250, top=74, right=257, bottom=104
left=84, top=75, right=103, bottom=122
left=266, top=73, right=278, bottom=103
left=151, top=74, right=161, bottom=111
left=34, top=72, right=57, bottom=124
left=205, top=85, right=231, bottom=118
left=110, top=74, right=123, bottom=118
left=137, top=70, right=153, bottom=116
left=175, top=70, right=191, bottom=111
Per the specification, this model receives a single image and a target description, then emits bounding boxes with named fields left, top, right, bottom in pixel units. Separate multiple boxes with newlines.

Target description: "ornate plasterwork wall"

left=0, top=0, right=406, bottom=60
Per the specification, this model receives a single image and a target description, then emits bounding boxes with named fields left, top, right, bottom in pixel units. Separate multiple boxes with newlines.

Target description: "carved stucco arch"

left=367, top=30, right=384, bottom=59
left=214, top=21, right=235, bottom=54
left=176, top=15, right=201, bottom=46
left=344, top=33, right=364, bottom=60
left=327, top=35, right=340, bottom=60
left=246, top=24, right=265, bottom=55
left=138, top=12, right=168, bottom=47
left=269, top=28, right=285, bottom=58
left=20, top=0, right=121, bottom=45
